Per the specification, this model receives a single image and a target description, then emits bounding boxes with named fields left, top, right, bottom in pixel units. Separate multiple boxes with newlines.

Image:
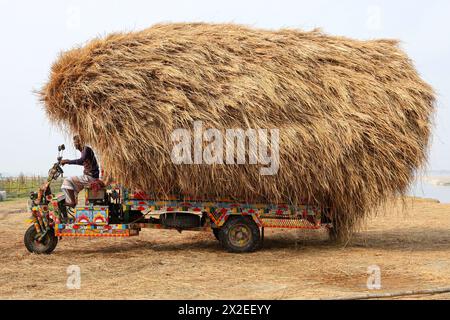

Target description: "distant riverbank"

left=409, top=174, right=450, bottom=204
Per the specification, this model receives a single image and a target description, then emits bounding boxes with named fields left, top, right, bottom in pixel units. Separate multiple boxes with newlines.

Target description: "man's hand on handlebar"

left=61, top=160, right=70, bottom=166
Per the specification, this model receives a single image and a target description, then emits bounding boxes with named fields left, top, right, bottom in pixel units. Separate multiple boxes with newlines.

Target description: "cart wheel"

left=219, top=216, right=261, bottom=253
left=212, top=228, right=220, bottom=241
left=327, top=225, right=344, bottom=243
left=24, top=225, right=58, bottom=254
left=327, top=226, right=338, bottom=241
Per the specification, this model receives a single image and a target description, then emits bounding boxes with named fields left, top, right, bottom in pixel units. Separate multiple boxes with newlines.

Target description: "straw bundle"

left=40, top=23, right=435, bottom=239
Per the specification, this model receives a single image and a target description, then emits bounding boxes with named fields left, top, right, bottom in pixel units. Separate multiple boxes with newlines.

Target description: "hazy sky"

left=0, top=0, right=448, bottom=177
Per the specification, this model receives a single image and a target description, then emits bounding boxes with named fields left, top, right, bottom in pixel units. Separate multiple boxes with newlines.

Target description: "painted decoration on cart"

left=74, top=207, right=108, bottom=225
left=55, top=224, right=136, bottom=237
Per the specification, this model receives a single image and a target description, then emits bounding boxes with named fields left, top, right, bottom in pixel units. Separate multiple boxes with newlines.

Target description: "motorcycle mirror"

left=58, top=144, right=65, bottom=152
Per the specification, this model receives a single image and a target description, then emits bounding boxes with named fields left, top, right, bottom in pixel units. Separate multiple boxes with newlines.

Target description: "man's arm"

left=61, top=147, right=87, bottom=166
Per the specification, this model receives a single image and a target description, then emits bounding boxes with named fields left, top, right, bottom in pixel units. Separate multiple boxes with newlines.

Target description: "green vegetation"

left=0, top=174, right=62, bottom=199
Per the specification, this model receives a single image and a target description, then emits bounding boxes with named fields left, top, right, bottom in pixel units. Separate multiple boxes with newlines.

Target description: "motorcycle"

left=24, top=144, right=68, bottom=254
left=23, top=144, right=141, bottom=254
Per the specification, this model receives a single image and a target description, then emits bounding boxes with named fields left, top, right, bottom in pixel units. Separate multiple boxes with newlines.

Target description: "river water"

left=408, top=177, right=450, bottom=204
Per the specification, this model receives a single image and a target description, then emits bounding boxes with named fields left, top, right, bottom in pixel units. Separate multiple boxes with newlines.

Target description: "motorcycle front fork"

left=32, top=213, right=50, bottom=241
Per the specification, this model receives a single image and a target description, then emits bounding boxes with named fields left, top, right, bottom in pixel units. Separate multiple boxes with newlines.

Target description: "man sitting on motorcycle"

left=60, top=135, right=100, bottom=207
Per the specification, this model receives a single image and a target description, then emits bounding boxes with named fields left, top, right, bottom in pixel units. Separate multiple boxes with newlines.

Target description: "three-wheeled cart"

left=24, top=146, right=333, bottom=254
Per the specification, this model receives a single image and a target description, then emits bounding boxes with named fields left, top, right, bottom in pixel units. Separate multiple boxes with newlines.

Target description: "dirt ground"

left=0, top=197, right=449, bottom=300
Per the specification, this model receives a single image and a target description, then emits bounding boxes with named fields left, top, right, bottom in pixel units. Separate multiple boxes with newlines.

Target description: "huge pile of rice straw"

left=40, top=23, right=435, bottom=239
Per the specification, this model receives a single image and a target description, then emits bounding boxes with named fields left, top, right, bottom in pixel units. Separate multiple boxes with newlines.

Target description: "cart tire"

left=328, top=226, right=338, bottom=241
left=219, top=216, right=261, bottom=253
left=212, top=228, right=220, bottom=241
left=327, top=226, right=345, bottom=243
left=24, top=225, right=58, bottom=254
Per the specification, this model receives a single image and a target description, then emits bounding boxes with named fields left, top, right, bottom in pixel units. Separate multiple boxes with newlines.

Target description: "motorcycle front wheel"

left=24, top=225, right=58, bottom=254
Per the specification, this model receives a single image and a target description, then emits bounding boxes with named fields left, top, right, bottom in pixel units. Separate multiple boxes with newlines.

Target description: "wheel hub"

left=34, top=235, right=50, bottom=248
left=229, top=225, right=251, bottom=247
